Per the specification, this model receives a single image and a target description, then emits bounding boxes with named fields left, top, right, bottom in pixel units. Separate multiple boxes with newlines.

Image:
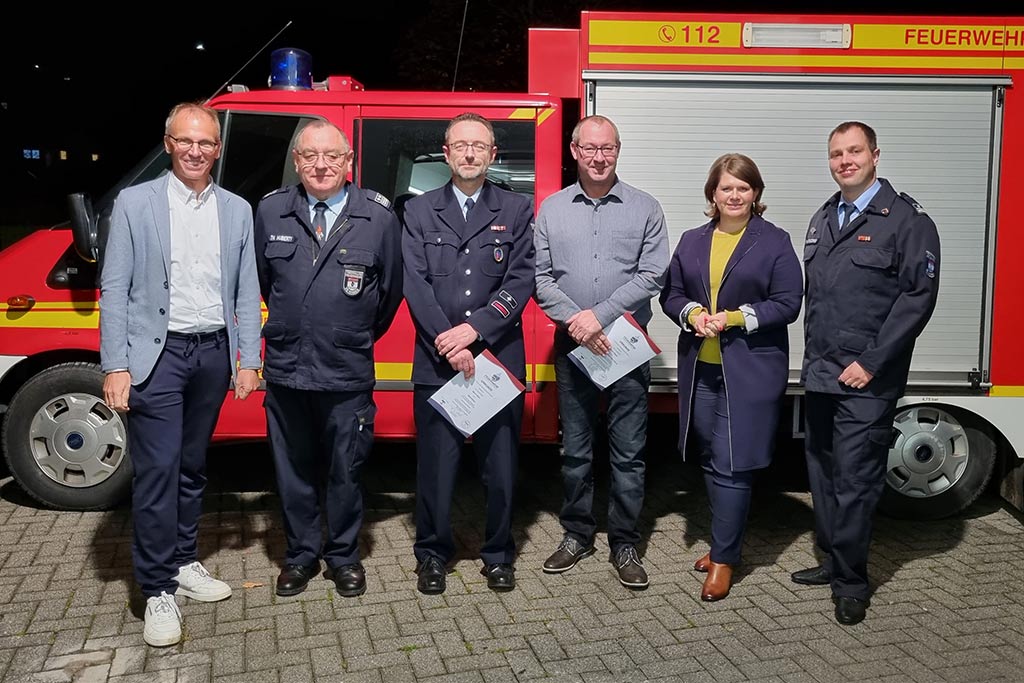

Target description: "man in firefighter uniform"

left=402, top=112, right=535, bottom=594
left=796, top=121, right=940, bottom=625
left=254, top=120, right=403, bottom=598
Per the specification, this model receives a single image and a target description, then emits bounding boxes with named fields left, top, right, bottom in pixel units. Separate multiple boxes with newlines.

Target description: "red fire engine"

left=1, top=11, right=1022, bottom=521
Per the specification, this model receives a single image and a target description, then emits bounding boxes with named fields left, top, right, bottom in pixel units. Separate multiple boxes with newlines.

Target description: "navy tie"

left=839, top=202, right=854, bottom=231
left=464, top=197, right=475, bottom=219
left=314, top=201, right=329, bottom=242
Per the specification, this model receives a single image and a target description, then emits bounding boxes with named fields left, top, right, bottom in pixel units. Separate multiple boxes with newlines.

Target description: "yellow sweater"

left=693, top=227, right=746, bottom=364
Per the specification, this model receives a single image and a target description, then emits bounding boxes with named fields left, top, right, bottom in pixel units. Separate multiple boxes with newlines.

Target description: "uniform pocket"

left=337, top=248, right=378, bottom=298
left=479, top=236, right=513, bottom=277
left=424, top=231, right=458, bottom=276
left=264, top=240, right=298, bottom=259
left=349, top=400, right=377, bottom=475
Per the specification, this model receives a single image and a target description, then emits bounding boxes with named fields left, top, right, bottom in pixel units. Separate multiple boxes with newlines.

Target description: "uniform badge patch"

left=491, top=300, right=510, bottom=318
left=343, top=267, right=364, bottom=296
left=490, top=225, right=507, bottom=232
left=925, top=250, right=937, bottom=279
left=269, top=234, right=295, bottom=242
left=858, top=235, right=871, bottom=242
left=371, top=192, right=392, bottom=210
left=881, top=207, right=890, bottom=216
left=493, top=247, right=504, bottom=263
left=498, top=289, right=518, bottom=309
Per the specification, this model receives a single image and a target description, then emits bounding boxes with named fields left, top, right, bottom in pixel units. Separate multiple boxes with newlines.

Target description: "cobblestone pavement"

left=2, top=443, right=1023, bottom=683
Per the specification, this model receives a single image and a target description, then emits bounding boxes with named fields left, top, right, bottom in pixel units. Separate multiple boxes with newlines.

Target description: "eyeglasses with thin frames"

left=296, top=150, right=350, bottom=166
left=573, top=143, right=619, bottom=158
left=166, top=134, right=220, bottom=153
left=446, top=141, right=493, bottom=154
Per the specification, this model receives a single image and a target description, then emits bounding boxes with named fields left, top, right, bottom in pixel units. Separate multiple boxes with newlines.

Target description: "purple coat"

left=659, top=214, right=803, bottom=471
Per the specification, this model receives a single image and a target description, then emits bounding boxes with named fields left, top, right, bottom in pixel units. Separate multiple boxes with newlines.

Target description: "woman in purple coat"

left=660, top=154, right=802, bottom=601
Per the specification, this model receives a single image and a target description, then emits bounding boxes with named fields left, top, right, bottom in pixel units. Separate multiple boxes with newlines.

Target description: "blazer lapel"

left=215, top=183, right=231, bottom=288
left=462, top=182, right=500, bottom=242
left=720, top=217, right=762, bottom=286
left=150, top=175, right=172, bottom=279
left=695, top=223, right=714, bottom=306
left=432, top=183, right=466, bottom=238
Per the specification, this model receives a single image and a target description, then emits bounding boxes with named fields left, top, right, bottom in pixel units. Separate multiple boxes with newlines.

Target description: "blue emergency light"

left=270, top=48, right=312, bottom=90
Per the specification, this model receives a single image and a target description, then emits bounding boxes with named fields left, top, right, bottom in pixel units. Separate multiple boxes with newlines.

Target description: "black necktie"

left=840, top=203, right=854, bottom=231
left=314, top=201, right=329, bottom=242
left=464, top=197, right=475, bottom=219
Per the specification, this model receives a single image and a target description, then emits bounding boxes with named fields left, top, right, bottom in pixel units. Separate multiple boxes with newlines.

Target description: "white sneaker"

left=143, top=591, right=182, bottom=647
left=174, top=561, right=232, bottom=602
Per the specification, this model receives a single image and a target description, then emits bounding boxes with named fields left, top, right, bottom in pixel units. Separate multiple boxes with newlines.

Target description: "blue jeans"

left=554, top=333, right=650, bottom=552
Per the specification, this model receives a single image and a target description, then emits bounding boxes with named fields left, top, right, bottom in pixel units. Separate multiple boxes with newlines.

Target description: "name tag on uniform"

left=269, top=234, right=295, bottom=242
left=343, top=266, right=364, bottom=296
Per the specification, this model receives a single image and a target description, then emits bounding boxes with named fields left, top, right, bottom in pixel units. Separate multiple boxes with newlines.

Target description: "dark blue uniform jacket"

left=802, top=178, right=940, bottom=399
left=254, top=183, right=403, bottom=392
left=401, top=181, right=535, bottom=386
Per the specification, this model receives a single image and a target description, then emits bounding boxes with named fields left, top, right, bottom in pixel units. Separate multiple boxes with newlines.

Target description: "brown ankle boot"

left=701, top=562, right=733, bottom=601
left=693, top=552, right=711, bottom=573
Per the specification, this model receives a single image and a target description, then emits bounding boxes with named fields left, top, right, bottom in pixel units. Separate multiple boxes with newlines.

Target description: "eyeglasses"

left=446, top=141, right=493, bottom=153
left=574, top=143, right=619, bottom=158
left=166, top=135, right=220, bottom=153
left=296, top=150, right=350, bottom=166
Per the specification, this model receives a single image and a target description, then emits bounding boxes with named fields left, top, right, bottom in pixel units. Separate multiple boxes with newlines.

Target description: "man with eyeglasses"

left=534, top=115, right=669, bottom=590
left=253, top=120, right=403, bottom=600
left=100, top=102, right=262, bottom=646
left=402, top=112, right=535, bottom=594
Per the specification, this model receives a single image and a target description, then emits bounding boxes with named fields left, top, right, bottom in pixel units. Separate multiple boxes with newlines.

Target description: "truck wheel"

left=879, top=404, right=995, bottom=520
left=2, top=362, right=131, bottom=510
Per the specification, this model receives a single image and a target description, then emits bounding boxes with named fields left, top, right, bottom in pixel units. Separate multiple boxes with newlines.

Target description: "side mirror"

left=68, top=193, right=98, bottom=262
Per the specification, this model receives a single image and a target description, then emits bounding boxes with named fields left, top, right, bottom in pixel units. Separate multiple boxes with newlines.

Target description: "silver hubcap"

left=28, top=393, right=126, bottom=488
left=886, top=406, right=968, bottom=499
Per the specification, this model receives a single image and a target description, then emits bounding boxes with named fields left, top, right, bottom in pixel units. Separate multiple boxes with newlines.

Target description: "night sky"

left=1, top=1, right=1011, bottom=230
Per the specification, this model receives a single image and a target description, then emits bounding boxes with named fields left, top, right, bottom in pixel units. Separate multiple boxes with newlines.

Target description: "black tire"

left=879, top=404, right=995, bottom=520
left=1, top=362, right=131, bottom=510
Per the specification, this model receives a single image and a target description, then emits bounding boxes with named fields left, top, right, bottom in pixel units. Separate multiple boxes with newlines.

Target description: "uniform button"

left=437, top=237, right=442, bottom=243
left=494, top=238, right=500, bottom=243
left=465, top=310, right=471, bottom=317
left=154, top=337, right=161, bottom=344
left=594, top=254, right=598, bottom=259
left=158, top=308, right=165, bottom=315
left=465, top=290, right=471, bottom=296
left=464, top=248, right=470, bottom=254
left=594, top=277, right=598, bottom=282
left=465, top=269, right=472, bottom=275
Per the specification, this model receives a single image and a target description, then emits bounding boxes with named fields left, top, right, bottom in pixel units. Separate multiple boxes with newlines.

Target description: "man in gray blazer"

left=99, top=102, right=262, bottom=647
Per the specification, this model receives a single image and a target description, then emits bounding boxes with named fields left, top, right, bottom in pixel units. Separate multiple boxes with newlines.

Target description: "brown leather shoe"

left=693, top=552, right=710, bottom=573
left=701, top=561, right=733, bottom=601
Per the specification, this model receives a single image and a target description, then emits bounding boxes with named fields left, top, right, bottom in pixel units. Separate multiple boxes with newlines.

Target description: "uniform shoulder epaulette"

left=898, top=192, right=928, bottom=215
left=260, top=187, right=289, bottom=201
left=367, top=191, right=393, bottom=211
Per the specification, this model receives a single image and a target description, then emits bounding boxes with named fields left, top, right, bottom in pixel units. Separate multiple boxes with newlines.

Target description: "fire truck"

left=1, top=11, right=1022, bottom=520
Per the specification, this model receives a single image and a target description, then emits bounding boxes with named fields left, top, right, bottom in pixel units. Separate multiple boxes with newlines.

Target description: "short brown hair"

left=445, top=112, right=494, bottom=145
left=164, top=102, right=221, bottom=139
left=703, top=153, right=766, bottom=219
left=829, top=121, right=878, bottom=151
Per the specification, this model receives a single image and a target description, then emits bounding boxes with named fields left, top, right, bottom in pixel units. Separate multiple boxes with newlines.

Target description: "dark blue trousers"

left=554, top=333, right=649, bottom=553
left=265, top=384, right=376, bottom=569
left=691, top=362, right=755, bottom=566
left=413, top=385, right=523, bottom=566
left=128, top=329, right=230, bottom=598
left=805, top=391, right=896, bottom=601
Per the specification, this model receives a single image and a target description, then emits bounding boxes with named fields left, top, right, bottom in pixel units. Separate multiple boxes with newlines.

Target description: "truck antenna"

left=451, top=0, right=469, bottom=91
left=207, top=20, right=294, bottom=101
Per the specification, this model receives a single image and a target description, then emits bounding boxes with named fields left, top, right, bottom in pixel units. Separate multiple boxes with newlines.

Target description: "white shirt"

left=167, top=172, right=225, bottom=333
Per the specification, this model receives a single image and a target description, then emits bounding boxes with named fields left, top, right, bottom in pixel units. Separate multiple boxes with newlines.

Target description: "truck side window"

left=358, top=118, right=536, bottom=221
left=219, top=113, right=317, bottom=209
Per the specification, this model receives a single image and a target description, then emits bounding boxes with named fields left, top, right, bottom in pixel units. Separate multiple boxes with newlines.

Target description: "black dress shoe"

left=834, top=596, right=869, bottom=625
left=416, top=556, right=447, bottom=595
left=276, top=563, right=320, bottom=596
left=481, top=563, right=515, bottom=592
left=329, top=562, right=366, bottom=597
left=791, top=565, right=831, bottom=586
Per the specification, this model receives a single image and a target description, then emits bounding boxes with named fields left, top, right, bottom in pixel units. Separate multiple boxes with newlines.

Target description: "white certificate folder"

left=567, top=313, right=661, bottom=390
left=428, top=350, right=526, bottom=437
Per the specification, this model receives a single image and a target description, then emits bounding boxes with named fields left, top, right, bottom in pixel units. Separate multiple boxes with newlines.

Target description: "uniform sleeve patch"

left=269, top=234, right=295, bottom=242
left=497, top=289, right=518, bottom=309
left=925, top=250, right=937, bottom=279
left=491, top=300, right=510, bottom=318
left=371, top=192, right=392, bottom=210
